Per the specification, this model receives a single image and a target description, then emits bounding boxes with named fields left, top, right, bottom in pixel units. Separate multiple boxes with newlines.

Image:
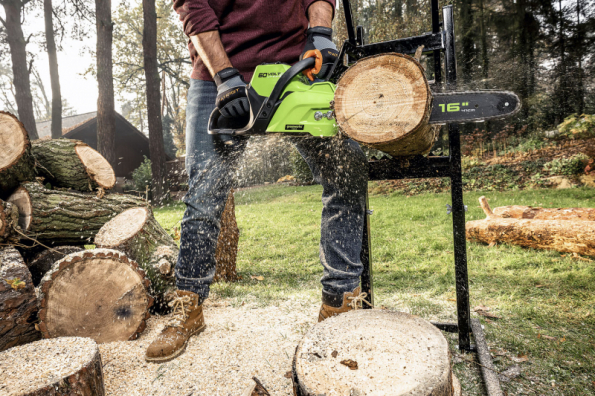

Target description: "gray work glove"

left=214, top=67, right=249, bottom=119
left=300, top=27, right=339, bottom=81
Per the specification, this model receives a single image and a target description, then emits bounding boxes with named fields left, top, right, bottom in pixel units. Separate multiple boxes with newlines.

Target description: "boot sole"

left=145, top=324, right=207, bottom=363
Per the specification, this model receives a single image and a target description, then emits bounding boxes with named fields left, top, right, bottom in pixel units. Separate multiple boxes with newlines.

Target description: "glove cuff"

left=307, top=26, right=333, bottom=38
left=214, top=67, right=240, bottom=86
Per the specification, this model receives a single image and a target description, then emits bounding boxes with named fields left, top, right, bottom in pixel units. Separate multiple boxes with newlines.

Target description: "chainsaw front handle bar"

left=208, top=57, right=316, bottom=136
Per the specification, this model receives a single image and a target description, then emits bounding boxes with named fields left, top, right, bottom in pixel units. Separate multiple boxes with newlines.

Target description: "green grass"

left=154, top=185, right=595, bottom=395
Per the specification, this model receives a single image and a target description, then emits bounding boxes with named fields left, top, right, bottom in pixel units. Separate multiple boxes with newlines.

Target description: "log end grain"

left=0, top=111, right=36, bottom=195
left=0, top=200, right=20, bottom=244
left=6, top=186, right=32, bottom=231
left=75, top=144, right=116, bottom=190
left=94, top=207, right=149, bottom=248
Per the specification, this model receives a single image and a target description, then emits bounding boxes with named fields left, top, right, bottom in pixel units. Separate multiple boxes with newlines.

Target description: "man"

left=146, top=0, right=370, bottom=363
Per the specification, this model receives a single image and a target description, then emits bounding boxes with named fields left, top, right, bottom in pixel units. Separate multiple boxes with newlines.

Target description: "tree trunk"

left=32, top=139, right=116, bottom=191
left=214, top=190, right=240, bottom=282
left=27, top=245, right=84, bottom=286
left=0, top=337, right=106, bottom=395
left=334, top=53, right=438, bottom=157
left=466, top=197, right=595, bottom=256
left=94, top=207, right=177, bottom=312
left=1, top=0, right=38, bottom=140
left=43, top=0, right=62, bottom=139
left=142, top=0, right=167, bottom=203
left=493, top=205, right=595, bottom=221
left=0, top=246, right=40, bottom=352
left=95, top=0, right=116, bottom=167
left=7, top=182, right=147, bottom=245
left=0, top=199, right=20, bottom=245
left=38, top=249, right=152, bottom=343
left=293, top=310, right=458, bottom=396
left=0, top=111, right=36, bottom=196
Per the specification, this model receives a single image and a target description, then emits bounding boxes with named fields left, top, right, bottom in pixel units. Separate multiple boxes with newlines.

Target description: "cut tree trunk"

left=44, top=0, right=63, bottom=140
left=0, top=337, right=105, bottom=395
left=32, top=139, right=116, bottom=191
left=0, top=199, right=20, bottom=245
left=94, top=207, right=177, bottom=312
left=493, top=205, right=595, bottom=221
left=27, top=246, right=84, bottom=286
left=214, top=190, right=240, bottom=282
left=0, top=111, right=36, bottom=196
left=293, top=310, right=458, bottom=396
left=334, top=53, right=439, bottom=157
left=38, top=249, right=152, bottom=343
left=466, top=196, right=595, bottom=256
left=7, top=182, right=147, bottom=245
left=0, top=246, right=40, bottom=352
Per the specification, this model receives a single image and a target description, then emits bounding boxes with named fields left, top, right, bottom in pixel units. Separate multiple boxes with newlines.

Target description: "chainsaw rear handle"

left=208, top=57, right=316, bottom=136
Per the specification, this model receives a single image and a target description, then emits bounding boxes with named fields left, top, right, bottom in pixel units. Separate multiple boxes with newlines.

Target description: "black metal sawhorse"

left=334, top=1, right=504, bottom=394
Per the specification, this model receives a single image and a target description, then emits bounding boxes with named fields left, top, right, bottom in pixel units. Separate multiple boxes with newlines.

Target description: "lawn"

left=154, top=185, right=595, bottom=395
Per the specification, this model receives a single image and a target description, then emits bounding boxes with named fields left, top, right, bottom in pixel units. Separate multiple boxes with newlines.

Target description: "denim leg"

left=292, top=137, right=368, bottom=295
left=176, top=79, right=247, bottom=300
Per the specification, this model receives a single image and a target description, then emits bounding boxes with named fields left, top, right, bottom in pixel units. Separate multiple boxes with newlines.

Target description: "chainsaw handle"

left=267, top=57, right=316, bottom=108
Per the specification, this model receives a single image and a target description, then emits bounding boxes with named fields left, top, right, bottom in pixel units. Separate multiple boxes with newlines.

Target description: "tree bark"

left=0, top=337, right=106, bottom=395
left=466, top=197, right=595, bottom=256
left=38, top=249, right=152, bottom=343
left=95, top=0, right=116, bottom=167
left=0, top=111, right=36, bottom=196
left=334, top=53, right=439, bottom=157
left=1, top=0, right=38, bottom=140
left=0, top=246, right=40, bottom=352
left=43, top=0, right=62, bottom=139
left=214, top=190, right=240, bottom=282
left=27, top=245, right=84, bottom=286
left=0, top=199, right=20, bottom=245
left=7, top=182, right=148, bottom=245
left=94, top=207, right=177, bottom=312
left=142, top=0, right=167, bottom=203
left=493, top=205, right=595, bottom=221
left=32, top=139, right=116, bottom=191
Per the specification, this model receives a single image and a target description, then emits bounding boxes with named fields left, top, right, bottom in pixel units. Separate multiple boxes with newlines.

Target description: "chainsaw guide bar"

left=429, top=91, right=520, bottom=124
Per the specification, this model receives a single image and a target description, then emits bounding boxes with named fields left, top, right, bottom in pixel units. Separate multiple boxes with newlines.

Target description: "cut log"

left=0, top=199, right=20, bottom=245
left=0, top=246, right=40, bottom=351
left=334, top=53, right=439, bottom=157
left=94, top=207, right=177, bottom=312
left=0, top=111, right=36, bottom=196
left=7, top=182, right=147, bottom=245
left=27, top=246, right=85, bottom=286
left=293, top=310, right=459, bottom=396
left=37, top=249, right=151, bottom=343
left=0, top=337, right=105, bottom=395
left=466, top=196, right=595, bottom=256
left=32, top=139, right=116, bottom=191
left=493, top=205, right=595, bottom=221
left=214, top=190, right=240, bottom=282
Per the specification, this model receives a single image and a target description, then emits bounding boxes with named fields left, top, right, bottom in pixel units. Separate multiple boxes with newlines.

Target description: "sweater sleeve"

left=303, top=0, right=336, bottom=19
left=173, top=0, right=219, bottom=37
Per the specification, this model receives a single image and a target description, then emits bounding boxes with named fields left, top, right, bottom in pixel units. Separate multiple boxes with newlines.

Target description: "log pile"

left=466, top=196, right=595, bottom=256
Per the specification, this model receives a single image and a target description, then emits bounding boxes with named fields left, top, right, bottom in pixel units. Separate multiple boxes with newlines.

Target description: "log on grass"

left=0, top=337, right=105, bottom=395
left=0, top=199, right=20, bottom=245
left=32, top=139, right=116, bottom=191
left=293, top=310, right=459, bottom=396
left=27, top=246, right=84, bottom=286
left=7, top=182, right=147, bottom=245
left=38, top=249, right=151, bottom=343
left=94, top=207, right=177, bottom=312
left=334, top=53, right=439, bottom=157
left=493, top=205, right=595, bottom=221
left=0, top=246, right=40, bottom=352
left=214, top=190, right=240, bottom=282
left=0, top=111, right=36, bottom=196
left=466, top=196, right=595, bottom=256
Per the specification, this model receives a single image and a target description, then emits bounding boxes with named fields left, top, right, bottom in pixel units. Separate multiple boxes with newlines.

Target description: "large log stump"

left=0, top=337, right=105, bottom=395
left=7, top=182, right=147, bottom=245
left=493, top=205, right=595, bottom=221
left=32, top=139, right=116, bottom=192
left=0, top=247, right=40, bottom=351
left=334, top=53, right=439, bottom=157
left=214, top=190, right=240, bottom=282
left=0, top=111, right=36, bottom=197
left=27, top=246, right=85, bottom=286
left=37, top=249, right=152, bottom=343
left=0, top=199, right=20, bottom=245
left=293, top=310, right=458, bottom=396
left=94, top=207, right=177, bottom=312
left=466, top=196, right=595, bottom=256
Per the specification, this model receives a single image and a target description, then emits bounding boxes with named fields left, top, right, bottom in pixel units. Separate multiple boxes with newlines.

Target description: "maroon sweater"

left=173, top=0, right=336, bottom=82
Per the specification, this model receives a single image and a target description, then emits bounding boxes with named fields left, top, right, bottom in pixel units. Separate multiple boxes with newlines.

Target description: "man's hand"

left=302, top=1, right=337, bottom=80
left=214, top=68, right=249, bottom=119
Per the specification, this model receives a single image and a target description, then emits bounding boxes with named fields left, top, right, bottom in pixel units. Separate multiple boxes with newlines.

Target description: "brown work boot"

left=145, top=290, right=206, bottom=362
left=318, top=287, right=372, bottom=322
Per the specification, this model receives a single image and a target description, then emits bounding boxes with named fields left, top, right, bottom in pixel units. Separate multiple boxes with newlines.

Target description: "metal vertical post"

left=444, top=5, right=472, bottom=351
left=360, top=192, right=374, bottom=308
left=342, top=0, right=357, bottom=46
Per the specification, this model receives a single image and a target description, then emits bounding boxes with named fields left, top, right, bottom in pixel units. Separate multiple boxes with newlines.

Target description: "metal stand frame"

left=337, top=1, right=503, bottom=394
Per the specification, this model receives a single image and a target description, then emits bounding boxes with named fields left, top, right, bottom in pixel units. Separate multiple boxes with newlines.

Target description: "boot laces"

left=348, top=292, right=372, bottom=309
left=167, top=295, right=193, bottom=327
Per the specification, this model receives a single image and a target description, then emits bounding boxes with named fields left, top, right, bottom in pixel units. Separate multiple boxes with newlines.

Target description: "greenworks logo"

left=258, top=72, right=282, bottom=78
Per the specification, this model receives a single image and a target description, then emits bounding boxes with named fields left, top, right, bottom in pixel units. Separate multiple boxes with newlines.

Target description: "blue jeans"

left=176, top=79, right=368, bottom=300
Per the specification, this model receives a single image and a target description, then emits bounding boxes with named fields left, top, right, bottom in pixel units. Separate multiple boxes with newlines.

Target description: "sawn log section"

left=0, top=111, right=36, bottom=196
